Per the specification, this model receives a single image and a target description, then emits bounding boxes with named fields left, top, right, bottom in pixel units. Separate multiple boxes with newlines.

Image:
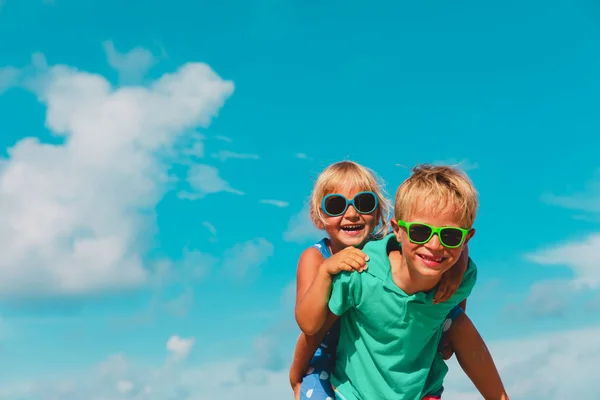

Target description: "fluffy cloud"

left=525, top=172, right=600, bottom=308
left=103, top=41, right=158, bottom=85
left=221, top=238, right=274, bottom=280
left=541, top=169, right=600, bottom=214
left=177, top=164, right=243, bottom=200
left=259, top=199, right=289, bottom=208
left=3, top=325, right=600, bottom=399
left=283, top=205, right=322, bottom=243
left=443, top=324, right=600, bottom=399
left=210, top=150, right=259, bottom=162
left=0, top=57, right=234, bottom=299
left=0, top=66, right=20, bottom=94
left=526, top=234, right=600, bottom=289
left=166, top=335, right=195, bottom=361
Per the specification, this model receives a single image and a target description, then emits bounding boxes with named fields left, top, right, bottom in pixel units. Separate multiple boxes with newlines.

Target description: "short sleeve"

left=328, top=271, right=358, bottom=316
left=451, top=257, right=478, bottom=303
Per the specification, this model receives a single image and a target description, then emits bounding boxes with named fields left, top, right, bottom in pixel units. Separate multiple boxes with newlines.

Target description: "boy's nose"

left=425, top=233, right=444, bottom=249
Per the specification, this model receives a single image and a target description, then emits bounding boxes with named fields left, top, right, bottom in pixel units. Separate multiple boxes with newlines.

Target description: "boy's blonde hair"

left=394, top=164, right=478, bottom=228
left=309, top=161, right=391, bottom=236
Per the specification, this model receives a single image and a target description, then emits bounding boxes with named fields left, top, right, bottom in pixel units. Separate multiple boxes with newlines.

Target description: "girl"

left=289, top=161, right=466, bottom=400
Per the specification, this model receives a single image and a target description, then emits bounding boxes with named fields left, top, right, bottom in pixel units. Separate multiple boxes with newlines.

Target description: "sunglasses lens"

left=440, top=228, right=464, bottom=247
left=324, top=195, right=347, bottom=216
left=408, top=224, right=432, bottom=243
left=354, top=192, right=377, bottom=214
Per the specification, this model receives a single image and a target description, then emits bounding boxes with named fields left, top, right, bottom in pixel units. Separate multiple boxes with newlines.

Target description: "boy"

left=296, top=164, right=508, bottom=399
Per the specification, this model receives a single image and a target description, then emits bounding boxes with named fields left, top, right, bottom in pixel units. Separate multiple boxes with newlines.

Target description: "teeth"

left=342, top=224, right=364, bottom=230
left=420, top=255, right=443, bottom=262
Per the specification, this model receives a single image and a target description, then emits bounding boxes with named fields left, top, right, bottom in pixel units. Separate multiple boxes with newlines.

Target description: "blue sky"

left=0, top=0, right=599, bottom=398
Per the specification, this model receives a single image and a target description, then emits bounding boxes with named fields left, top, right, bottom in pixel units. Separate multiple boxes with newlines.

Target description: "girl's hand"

left=320, top=246, right=369, bottom=276
left=434, top=244, right=469, bottom=304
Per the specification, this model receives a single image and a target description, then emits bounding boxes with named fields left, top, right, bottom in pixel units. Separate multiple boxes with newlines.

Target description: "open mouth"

left=418, top=254, right=446, bottom=264
left=340, top=224, right=365, bottom=235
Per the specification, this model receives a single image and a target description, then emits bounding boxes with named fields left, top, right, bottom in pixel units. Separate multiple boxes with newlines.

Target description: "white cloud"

left=5, top=325, right=600, bottom=399
left=259, top=199, right=289, bottom=208
left=164, top=287, right=194, bottom=318
left=181, top=134, right=205, bottom=159
left=443, top=324, right=600, bottom=399
left=526, top=234, right=600, bottom=289
left=280, top=281, right=296, bottom=309
left=283, top=206, right=322, bottom=243
left=541, top=169, right=600, bottom=213
left=221, top=238, right=274, bottom=280
left=116, top=380, right=134, bottom=394
left=0, top=66, right=20, bottom=94
left=211, top=150, right=259, bottom=162
left=0, top=57, right=234, bottom=299
left=103, top=41, right=157, bottom=85
left=521, top=279, right=573, bottom=317
left=214, top=135, right=232, bottom=142
left=177, top=164, right=243, bottom=200
left=179, top=249, right=217, bottom=281
left=166, top=335, right=195, bottom=361
left=202, top=221, right=217, bottom=236
left=523, top=172, right=600, bottom=309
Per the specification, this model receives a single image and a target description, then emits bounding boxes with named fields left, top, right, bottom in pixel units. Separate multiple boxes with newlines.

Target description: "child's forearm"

left=289, top=330, right=328, bottom=387
left=289, top=333, right=311, bottom=389
left=295, top=268, right=333, bottom=335
left=449, top=314, right=509, bottom=400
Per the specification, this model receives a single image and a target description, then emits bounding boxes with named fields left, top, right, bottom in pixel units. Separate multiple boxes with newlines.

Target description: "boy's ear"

left=465, top=228, right=476, bottom=244
left=390, top=218, right=403, bottom=241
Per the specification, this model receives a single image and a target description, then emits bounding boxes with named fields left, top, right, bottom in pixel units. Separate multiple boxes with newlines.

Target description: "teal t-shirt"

left=328, top=233, right=477, bottom=400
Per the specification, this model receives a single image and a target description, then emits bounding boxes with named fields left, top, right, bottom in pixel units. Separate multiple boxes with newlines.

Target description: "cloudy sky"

left=0, top=0, right=599, bottom=399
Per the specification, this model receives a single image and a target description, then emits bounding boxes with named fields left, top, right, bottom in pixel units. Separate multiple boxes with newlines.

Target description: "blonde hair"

left=309, top=161, right=391, bottom=236
left=394, top=164, right=478, bottom=228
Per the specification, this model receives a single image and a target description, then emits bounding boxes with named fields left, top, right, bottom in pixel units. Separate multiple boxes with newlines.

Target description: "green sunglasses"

left=397, top=220, right=470, bottom=249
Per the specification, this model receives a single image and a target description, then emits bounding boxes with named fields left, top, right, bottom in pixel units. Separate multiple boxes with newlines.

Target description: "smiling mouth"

left=418, top=254, right=446, bottom=263
left=341, top=224, right=365, bottom=232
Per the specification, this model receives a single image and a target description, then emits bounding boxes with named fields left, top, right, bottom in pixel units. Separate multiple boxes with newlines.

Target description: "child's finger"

left=345, top=256, right=367, bottom=271
left=340, top=261, right=357, bottom=272
left=346, top=254, right=368, bottom=270
left=355, top=248, right=370, bottom=261
left=348, top=247, right=370, bottom=261
left=433, top=283, right=448, bottom=304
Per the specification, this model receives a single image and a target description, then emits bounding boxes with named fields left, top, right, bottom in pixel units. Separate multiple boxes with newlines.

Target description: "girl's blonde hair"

left=309, top=161, right=391, bottom=236
left=394, top=164, right=479, bottom=228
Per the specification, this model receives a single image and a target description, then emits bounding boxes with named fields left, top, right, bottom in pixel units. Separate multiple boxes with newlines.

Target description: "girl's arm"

left=448, top=313, right=509, bottom=400
left=295, top=247, right=367, bottom=335
left=289, top=317, right=338, bottom=396
left=290, top=246, right=365, bottom=391
left=289, top=247, right=327, bottom=393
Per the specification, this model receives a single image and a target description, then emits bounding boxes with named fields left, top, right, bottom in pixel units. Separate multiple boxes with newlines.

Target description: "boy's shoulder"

left=362, top=233, right=398, bottom=254
left=359, top=233, right=398, bottom=282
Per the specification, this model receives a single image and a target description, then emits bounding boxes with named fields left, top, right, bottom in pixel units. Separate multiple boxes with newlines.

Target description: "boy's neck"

left=388, top=250, right=440, bottom=295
